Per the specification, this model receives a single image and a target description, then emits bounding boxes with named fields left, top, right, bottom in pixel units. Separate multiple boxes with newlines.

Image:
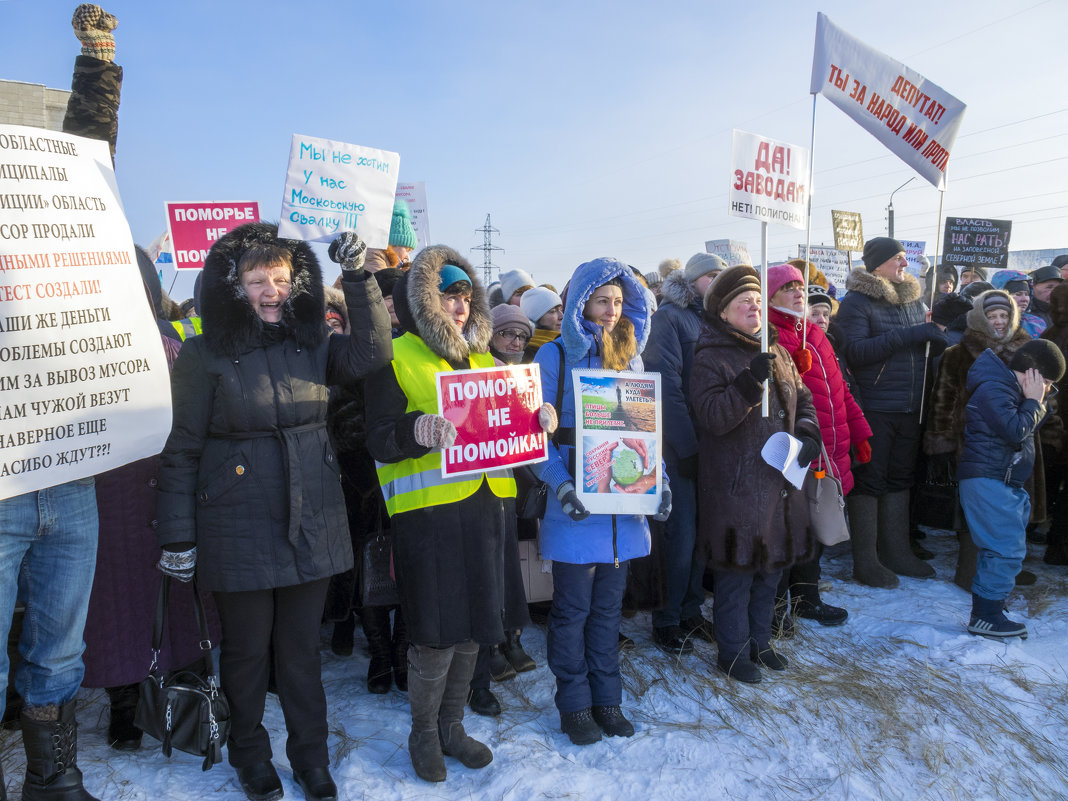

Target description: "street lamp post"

left=887, top=177, right=915, bottom=238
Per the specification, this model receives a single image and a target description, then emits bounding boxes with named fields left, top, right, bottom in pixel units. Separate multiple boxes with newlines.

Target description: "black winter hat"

left=862, top=237, right=904, bottom=272
left=1052, top=255, right=1068, bottom=269
left=374, top=266, right=403, bottom=298
left=932, top=294, right=972, bottom=326
left=1010, top=339, right=1066, bottom=382
left=1031, top=265, right=1063, bottom=285
left=961, top=281, right=994, bottom=301
left=960, top=265, right=988, bottom=281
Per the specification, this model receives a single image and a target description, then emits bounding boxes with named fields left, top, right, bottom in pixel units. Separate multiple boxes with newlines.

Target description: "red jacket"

left=768, top=307, right=872, bottom=495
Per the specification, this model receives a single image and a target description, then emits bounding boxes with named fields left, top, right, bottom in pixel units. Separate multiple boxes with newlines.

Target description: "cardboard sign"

left=573, top=370, right=662, bottom=516
left=798, top=245, right=851, bottom=298
left=395, top=182, right=431, bottom=252
left=165, top=201, right=260, bottom=270
left=831, top=209, right=864, bottom=252
left=811, top=12, right=966, bottom=191
left=0, top=125, right=172, bottom=500
left=436, top=364, right=547, bottom=478
left=729, top=130, right=810, bottom=231
left=899, top=239, right=927, bottom=279
left=942, top=218, right=1012, bottom=268
left=704, top=238, right=753, bottom=267
left=278, top=134, right=400, bottom=248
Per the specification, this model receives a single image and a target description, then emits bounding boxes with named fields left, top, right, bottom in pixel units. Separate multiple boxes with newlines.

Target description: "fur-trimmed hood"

left=200, top=222, right=326, bottom=358
left=659, top=267, right=701, bottom=311
left=392, top=245, right=491, bottom=363
left=844, top=267, right=922, bottom=306
left=561, top=257, right=652, bottom=364
left=323, top=285, right=350, bottom=335
left=961, top=289, right=1026, bottom=357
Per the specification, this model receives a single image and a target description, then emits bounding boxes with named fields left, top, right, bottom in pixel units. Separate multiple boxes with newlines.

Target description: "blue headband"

left=439, top=264, right=471, bottom=292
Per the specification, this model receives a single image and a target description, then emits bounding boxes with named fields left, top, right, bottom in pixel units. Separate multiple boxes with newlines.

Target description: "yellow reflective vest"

left=171, top=317, right=202, bottom=341
left=376, top=332, right=516, bottom=516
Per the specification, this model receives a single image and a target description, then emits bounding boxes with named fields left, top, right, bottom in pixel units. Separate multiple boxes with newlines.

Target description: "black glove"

left=907, top=322, right=947, bottom=346
left=797, top=436, right=820, bottom=468
left=653, top=486, right=672, bottom=522
left=328, top=232, right=367, bottom=276
left=748, top=352, right=776, bottom=383
left=556, top=481, right=590, bottom=522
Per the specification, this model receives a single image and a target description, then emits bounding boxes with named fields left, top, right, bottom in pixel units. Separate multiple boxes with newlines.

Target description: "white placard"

left=0, top=125, right=172, bottom=500
left=728, top=130, right=810, bottom=231
left=811, top=12, right=966, bottom=191
left=572, top=369, right=662, bottom=517
left=798, top=245, right=852, bottom=298
left=899, top=239, right=927, bottom=279
left=278, top=134, right=400, bottom=248
left=705, top=238, right=753, bottom=267
left=395, top=182, right=431, bottom=252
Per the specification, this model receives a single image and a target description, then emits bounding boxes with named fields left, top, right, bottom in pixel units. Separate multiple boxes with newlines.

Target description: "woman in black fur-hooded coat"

left=156, top=222, right=391, bottom=789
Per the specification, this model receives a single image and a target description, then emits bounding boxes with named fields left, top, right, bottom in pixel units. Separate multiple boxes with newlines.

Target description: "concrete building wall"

left=0, top=79, right=70, bottom=131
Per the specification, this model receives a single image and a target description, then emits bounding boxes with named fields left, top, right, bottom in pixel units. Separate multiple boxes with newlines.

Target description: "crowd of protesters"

left=2, top=6, right=1068, bottom=801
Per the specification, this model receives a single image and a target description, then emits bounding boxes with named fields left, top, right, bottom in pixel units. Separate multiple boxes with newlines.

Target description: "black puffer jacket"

left=157, top=223, right=392, bottom=592
left=643, top=269, right=703, bottom=466
left=835, top=268, right=946, bottom=414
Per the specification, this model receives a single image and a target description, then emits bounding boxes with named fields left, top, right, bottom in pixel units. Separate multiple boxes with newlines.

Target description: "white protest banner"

left=728, top=130, right=809, bottom=231
left=573, top=370, right=662, bottom=516
left=899, top=239, right=927, bottom=279
left=165, top=201, right=260, bottom=270
left=278, top=134, right=400, bottom=248
left=810, top=12, right=966, bottom=191
left=798, top=245, right=851, bottom=297
left=0, top=125, right=172, bottom=500
left=436, top=364, right=547, bottom=478
left=831, top=209, right=864, bottom=252
left=704, top=238, right=753, bottom=267
left=395, top=182, right=431, bottom=252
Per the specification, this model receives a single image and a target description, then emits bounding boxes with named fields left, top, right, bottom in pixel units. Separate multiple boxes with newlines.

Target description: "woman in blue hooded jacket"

left=531, top=258, right=671, bottom=746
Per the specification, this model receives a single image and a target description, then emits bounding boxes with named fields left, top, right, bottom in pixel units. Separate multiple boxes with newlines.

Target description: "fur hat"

left=1010, top=339, right=1066, bottom=382
left=520, top=286, right=562, bottom=327
left=704, top=265, right=760, bottom=315
left=388, top=199, right=417, bottom=250
left=499, top=268, right=535, bottom=301
left=766, top=263, right=805, bottom=300
left=862, top=237, right=905, bottom=272
left=787, top=259, right=828, bottom=289
left=684, top=252, right=727, bottom=284
left=1032, top=265, right=1063, bottom=285
left=392, top=245, right=491, bottom=363
left=323, top=285, right=349, bottom=334
left=200, top=222, right=325, bottom=358
left=659, top=258, right=682, bottom=278
left=491, top=303, right=534, bottom=338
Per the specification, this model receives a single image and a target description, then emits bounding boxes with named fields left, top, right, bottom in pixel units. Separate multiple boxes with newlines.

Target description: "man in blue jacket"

left=958, top=340, right=1063, bottom=638
left=642, top=252, right=724, bottom=654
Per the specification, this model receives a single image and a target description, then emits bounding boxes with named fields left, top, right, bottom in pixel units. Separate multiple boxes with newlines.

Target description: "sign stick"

left=802, top=94, right=817, bottom=351
left=919, top=188, right=946, bottom=425
left=761, top=220, right=769, bottom=418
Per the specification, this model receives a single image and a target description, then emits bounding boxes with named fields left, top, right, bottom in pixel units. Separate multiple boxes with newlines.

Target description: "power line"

left=470, top=214, right=505, bottom=288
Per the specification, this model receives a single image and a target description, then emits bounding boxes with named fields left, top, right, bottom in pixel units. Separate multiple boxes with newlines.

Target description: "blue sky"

left=4, top=0, right=1066, bottom=298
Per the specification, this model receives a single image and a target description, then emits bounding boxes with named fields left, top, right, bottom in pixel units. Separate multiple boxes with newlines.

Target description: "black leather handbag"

left=135, top=577, right=230, bottom=771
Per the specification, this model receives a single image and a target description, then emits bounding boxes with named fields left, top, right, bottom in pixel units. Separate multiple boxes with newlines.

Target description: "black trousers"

left=851, top=410, right=922, bottom=496
left=213, top=578, right=330, bottom=770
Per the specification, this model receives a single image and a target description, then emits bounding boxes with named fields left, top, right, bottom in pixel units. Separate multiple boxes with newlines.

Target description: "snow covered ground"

left=3, top=530, right=1068, bottom=801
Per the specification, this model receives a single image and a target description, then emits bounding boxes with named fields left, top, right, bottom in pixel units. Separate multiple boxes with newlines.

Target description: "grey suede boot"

left=847, top=494, right=899, bottom=588
left=437, top=642, right=492, bottom=770
left=877, top=490, right=935, bottom=578
left=954, top=530, right=979, bottom=591
left=407, top=645, right=452, bottom=783
left=21, top=702, right=100, bottom=801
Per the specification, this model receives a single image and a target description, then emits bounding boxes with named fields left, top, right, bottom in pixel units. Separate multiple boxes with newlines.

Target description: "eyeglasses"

left=1047, top=383, right=1059, bottom=399
left=496, top=329, right=530, bottom=344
